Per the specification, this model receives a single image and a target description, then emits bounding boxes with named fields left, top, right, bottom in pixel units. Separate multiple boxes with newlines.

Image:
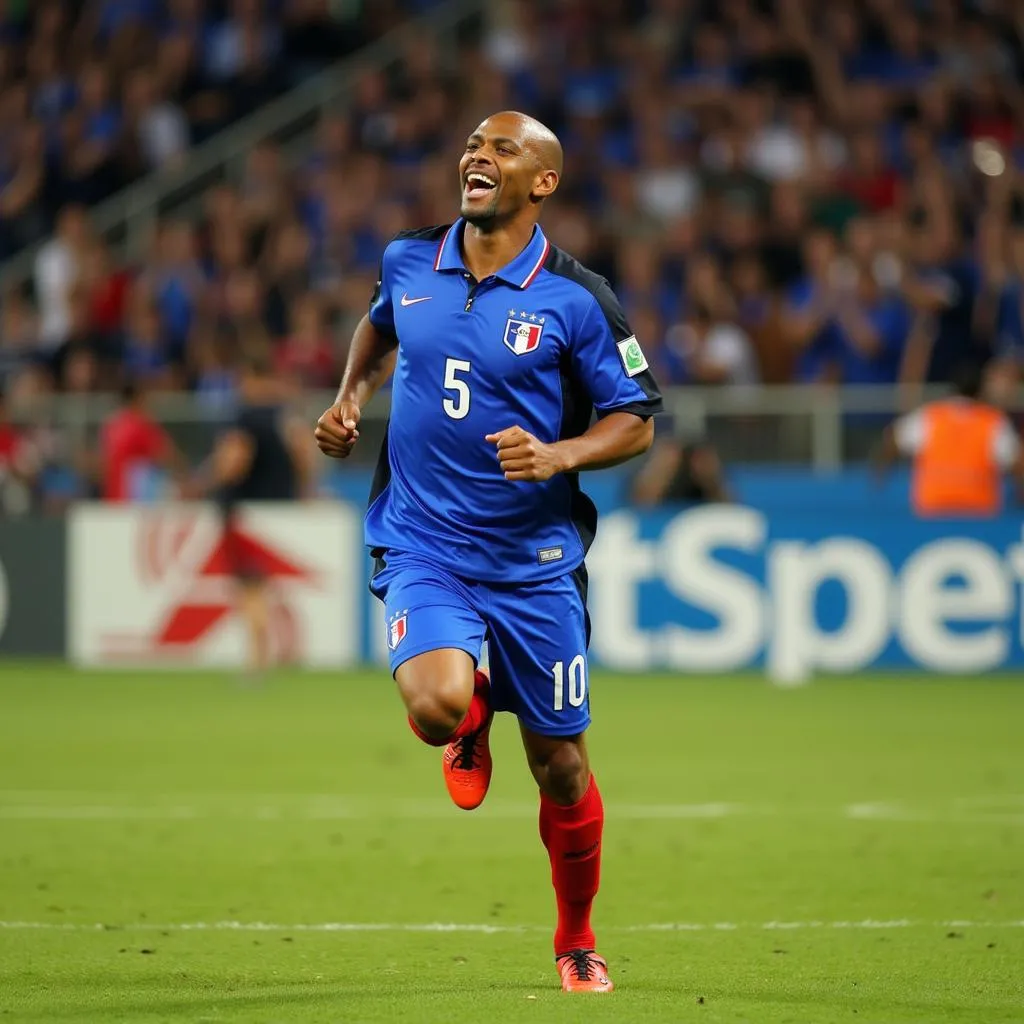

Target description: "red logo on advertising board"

left=100, top=512, right=321, bottom=662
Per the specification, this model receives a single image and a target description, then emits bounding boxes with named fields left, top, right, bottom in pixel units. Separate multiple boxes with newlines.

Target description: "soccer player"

left=315, top=111, right=662, bottom=992
left=197, top=347, right=312, bottom=673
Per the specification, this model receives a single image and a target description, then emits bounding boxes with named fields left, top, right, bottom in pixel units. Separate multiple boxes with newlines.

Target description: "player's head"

left=950, top=361, right=983, bottom=400
left=239, top=345, right=274, bottom=382
left=120, top=381, right=143, bottom=406
left=459, top=111, right=561, bottom=229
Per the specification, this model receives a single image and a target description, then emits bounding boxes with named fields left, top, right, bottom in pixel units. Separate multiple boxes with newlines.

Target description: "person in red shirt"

left=0, top=392, right=22, bottom=471
left=0, top=389, right=37, bottom=515
left=99, top=383, right=186, bottom=501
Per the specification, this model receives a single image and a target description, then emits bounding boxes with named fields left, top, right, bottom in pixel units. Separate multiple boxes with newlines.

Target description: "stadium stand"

left=1, top=0, right=1024, bottom=509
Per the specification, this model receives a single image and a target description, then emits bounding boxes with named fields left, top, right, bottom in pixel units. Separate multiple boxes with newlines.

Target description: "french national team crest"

left=387, top=610, right=408, bottom=651
left=504, top=310, right=545, bottom=355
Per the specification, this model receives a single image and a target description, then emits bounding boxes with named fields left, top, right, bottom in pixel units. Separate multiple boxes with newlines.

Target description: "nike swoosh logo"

left=401, top=294, right=432, bottom=307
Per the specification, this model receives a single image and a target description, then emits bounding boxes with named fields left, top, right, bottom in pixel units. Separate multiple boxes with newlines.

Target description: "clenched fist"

left=485, top=425, right=566, bottom=482
left=315, top=401, right=360, bottom=458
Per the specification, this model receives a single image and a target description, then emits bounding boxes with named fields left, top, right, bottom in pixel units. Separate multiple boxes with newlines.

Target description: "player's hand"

left=315, top=401, right=360, bottom=459
left=485, top=425, right=565, bottom=482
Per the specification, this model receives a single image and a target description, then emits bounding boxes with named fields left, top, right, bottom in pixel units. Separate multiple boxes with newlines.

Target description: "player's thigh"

left=370, top=550, right=486, bottom=704
left=485, top=568, right=591, bottom=737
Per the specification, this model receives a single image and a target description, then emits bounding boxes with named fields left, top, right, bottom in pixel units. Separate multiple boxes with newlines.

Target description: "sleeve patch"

left=617, top=336, right=649, bottom=377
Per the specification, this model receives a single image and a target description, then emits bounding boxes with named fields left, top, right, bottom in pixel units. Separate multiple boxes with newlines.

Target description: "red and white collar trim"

left=519, top=237, right=550, bottom=289
left=434, top=221, right=550, bottom=289
left=433, top=223, right=456, bottom=271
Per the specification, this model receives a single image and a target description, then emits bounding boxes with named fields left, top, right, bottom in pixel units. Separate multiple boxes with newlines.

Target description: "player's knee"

left=405, top=679, right=470, bottom=740
left=536, top=742, right=589, bottom=805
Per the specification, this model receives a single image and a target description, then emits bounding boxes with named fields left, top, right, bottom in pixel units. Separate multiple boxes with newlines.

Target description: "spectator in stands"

left=261, top=218, right=312, bottom=338
left=831, top=225, right=912, bottom=384
left=144, top=219, right=204, bottom=360
left=782, top=227, right=844, bottom=384
left=630, top=432, right=732, bottom=507
left=121, top=66, right=189, bottom=174
left=34, top=205, right=90, bottom=356
left=275, top=292, right=336, bottom=390
left=1, top=0, right=1024, bottom=474
left=190, top=324, right=239, bottom=412
left=0, top=292, right=38, bottom=398
left=121, top=284, right=179, bottom=390
left=665, top=304, right=760, bottom=389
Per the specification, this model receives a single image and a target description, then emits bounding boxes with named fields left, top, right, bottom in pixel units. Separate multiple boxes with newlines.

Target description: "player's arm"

left=196, top=429, right=255, bottom=492
left=872, top=409, right=922, bottom=485
left=315, top=315, right=397, bottom=458
left=487, top=280, right=662, bottom=481
left=487, top=412, right=652, bottom=481
left=316, top=241, right=400, bottom=459
left=284, top=413, right=316, bottom=497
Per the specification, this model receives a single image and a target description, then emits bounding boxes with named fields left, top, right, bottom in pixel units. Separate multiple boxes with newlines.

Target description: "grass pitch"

left=0, top=665, right=1021, bottom=1023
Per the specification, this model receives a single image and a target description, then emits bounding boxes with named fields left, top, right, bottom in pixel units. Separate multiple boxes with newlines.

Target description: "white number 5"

left=552, top=655, right=587, bottom=711
left=443, top=357, right=471, bottom=420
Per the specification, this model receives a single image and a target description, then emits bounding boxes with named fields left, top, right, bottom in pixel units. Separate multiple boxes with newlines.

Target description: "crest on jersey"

left=504, top=311, right=546, bottom=355
left=387, top=610, right=408, bottom=651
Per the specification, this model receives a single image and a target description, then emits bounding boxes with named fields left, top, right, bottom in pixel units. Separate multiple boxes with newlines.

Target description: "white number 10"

left=552, top=655, right=587, bottom=711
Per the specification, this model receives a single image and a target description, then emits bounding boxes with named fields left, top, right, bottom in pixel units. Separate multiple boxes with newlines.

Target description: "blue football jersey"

left=365, top=219, right=662, bottom=582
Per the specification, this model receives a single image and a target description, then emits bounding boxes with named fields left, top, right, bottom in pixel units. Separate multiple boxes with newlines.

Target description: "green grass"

left=0, top=665, right=1022, bottom=1023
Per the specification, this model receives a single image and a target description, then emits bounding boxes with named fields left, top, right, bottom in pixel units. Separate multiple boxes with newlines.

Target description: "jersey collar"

left=434, top=218, right=550, bottom=290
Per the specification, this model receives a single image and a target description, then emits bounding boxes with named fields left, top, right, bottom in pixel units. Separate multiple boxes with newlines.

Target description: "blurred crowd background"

left=2, top=0, right=1024, bottom=511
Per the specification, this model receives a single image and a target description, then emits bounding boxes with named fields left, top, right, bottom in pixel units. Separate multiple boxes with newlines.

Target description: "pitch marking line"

left=1, top=797, right=1022, bottom=823
left=0, top=920, right=1022, bottom=934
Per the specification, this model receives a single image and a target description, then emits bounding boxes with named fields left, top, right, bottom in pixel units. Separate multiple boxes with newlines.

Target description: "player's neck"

left=461, top=217, right=537, bottom=281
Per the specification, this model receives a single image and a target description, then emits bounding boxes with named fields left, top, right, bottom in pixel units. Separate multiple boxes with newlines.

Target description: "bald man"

left=316, top=112, right=662, bottom=992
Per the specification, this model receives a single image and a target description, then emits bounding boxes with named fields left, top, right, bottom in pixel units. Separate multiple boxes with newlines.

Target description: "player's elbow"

left=634, top=417, right=655, bottom=457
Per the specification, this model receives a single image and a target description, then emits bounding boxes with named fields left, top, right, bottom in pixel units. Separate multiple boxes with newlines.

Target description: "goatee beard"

left=462, top=205, right=501, bottom=229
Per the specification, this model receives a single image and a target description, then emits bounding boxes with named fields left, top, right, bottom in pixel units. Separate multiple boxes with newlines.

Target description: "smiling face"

left=458, top=112, right=561, bottom=229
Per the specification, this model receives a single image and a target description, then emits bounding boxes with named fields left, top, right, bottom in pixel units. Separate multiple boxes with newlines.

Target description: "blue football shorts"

left=369, top=549, right=592, bottom=737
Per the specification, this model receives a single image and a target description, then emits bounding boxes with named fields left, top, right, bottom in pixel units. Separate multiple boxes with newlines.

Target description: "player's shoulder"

left=542, top=244, right=610, bottom=299
left=542, top=243, right=623, bottom=320
left=382, top=224, right=452, bottom=262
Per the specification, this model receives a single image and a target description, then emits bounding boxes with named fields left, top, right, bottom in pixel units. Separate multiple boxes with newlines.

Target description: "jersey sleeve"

left=367, top=243, right=397, bottom=338
left=893, top=409, right=927, bottom=455
left=572, top=281, right=663, bottom=419
left=993, top=416, right=1021, bottom=470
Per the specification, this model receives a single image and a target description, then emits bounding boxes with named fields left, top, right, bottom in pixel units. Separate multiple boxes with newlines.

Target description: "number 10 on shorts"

left=552, top=655, right=587, bottom=711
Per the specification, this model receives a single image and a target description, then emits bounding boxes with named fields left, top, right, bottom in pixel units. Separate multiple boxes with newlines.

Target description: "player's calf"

left=524, top=732, right=591, bottom=805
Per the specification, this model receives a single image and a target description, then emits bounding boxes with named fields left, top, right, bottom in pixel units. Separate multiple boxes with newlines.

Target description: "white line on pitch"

left=0, top=800, right=754, bottom=821
left=0, top=920, right=1022, bottom=934
left=0, top=797, right=1022, bottom=823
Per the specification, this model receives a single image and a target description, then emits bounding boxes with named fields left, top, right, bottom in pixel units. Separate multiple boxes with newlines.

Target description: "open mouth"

left=464, top=172, right=497, bottom=201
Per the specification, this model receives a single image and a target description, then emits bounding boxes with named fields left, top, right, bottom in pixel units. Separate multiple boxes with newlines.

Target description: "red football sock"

left=539, top=774, right=604, bottom=955
left=407, top=670, right=490, bottom=747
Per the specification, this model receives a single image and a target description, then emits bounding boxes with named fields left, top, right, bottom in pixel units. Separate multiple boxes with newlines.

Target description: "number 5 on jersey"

left=443, top=357, right=471, bottom=420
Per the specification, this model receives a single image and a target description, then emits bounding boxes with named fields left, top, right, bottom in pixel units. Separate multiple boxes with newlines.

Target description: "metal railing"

left=0, top=0, right=485, bottom=292
left=12, top=384, right=971, bottom=472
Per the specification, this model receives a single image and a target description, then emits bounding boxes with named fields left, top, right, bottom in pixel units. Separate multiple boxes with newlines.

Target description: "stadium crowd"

left=2, top=0, right=1024, bottom=509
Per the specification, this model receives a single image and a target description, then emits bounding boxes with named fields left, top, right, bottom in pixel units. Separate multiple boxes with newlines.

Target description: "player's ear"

left=530, top=169, right=559, bottom=202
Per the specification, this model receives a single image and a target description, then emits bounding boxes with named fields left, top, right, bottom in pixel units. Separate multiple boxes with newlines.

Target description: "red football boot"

left=556, top=949, right=614, bottom=993
left=441, top=670, right=493, bottom=810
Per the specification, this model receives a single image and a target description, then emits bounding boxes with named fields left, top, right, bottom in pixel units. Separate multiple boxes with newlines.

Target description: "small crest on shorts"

left=387, top=610, right=408, bottom=651
left=504, top=312, right=545, bottom=355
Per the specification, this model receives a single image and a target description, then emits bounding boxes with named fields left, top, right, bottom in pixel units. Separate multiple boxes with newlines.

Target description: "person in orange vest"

left=876, top=363, right=1023, bottom=517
